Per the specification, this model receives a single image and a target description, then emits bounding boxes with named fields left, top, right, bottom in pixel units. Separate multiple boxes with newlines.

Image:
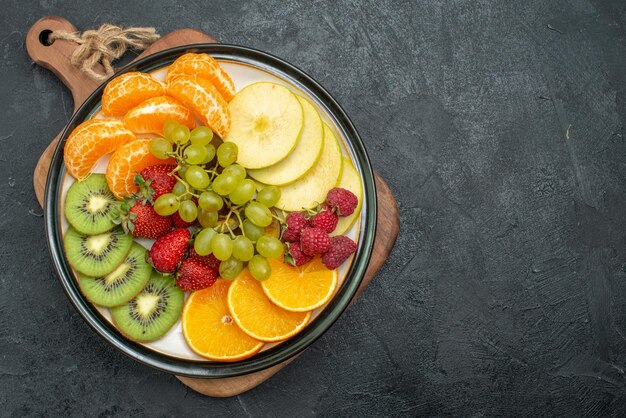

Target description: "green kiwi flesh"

left=110, top=274, right=184, bottom=342
left=64, top=174, right=119, bottom=235
left=78, top=243, right=152, bottom=307
left=64, top=226, right=133, bottom=277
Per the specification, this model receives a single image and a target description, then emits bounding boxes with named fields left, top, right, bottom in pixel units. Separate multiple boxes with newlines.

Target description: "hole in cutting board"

left=39, top=29, right=54, bottom=46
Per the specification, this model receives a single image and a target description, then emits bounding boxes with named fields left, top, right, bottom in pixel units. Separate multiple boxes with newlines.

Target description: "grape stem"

left=173, top=175, right=200, bottom=199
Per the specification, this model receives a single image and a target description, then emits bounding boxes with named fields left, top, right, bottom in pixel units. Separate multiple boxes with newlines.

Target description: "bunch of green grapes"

left=149, top=119, right=283, bottom=281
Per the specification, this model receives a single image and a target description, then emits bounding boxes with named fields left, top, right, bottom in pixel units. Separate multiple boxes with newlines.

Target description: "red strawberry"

left=176, top=258, right=218, bottom=291
left=310, top=204, right=338, bottom=234
left=322, top=236, right=357, bottom=269
left=128, top=202, right=172, bottom=239
left=299, top=227, right=331, bottom=256
left=136, top=164, right=177, bottom=202
left=284, top=242, right=313, bottom=266
left=148, top=228, right=190, bottom=273
left=171, top=211, right=196, bottom=228
left=326, top=187, right=358, bottom=216
left=188, top=247, right=221, bottom=270
left=283, top=212, right=310, bottom=242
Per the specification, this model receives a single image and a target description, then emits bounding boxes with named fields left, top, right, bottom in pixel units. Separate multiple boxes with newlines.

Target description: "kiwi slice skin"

left=78, top=243, right=152, bottom=308
left=65, top=174, right=119, bottom=235
left=110, top=274, right=184, bottom=342
left=64, top=226, right=133, bottom=277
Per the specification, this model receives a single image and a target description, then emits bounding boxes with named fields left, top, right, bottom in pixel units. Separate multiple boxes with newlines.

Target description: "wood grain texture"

left=27, top=17, right=398, bottom=398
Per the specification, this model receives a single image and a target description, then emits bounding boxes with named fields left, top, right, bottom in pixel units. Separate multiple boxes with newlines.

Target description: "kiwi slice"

left=64, top=174, right=119, bottom=235
left=64, top=226, right=133, bottom=277
left=77, top=243, right=152, bottom=307
left=110, top=274, right=184, bottom=342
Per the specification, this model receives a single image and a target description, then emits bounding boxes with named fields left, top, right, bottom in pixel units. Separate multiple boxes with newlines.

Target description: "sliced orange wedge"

left=262, top=258, right=338, bottom=312
left=102, top=72, right=164, bottom=117
left=227, top=270, right=311, bottom=342
left=182, top=280, right=264, bottom=362
left=166, top=53, right=236, bottom=101
left=124, top=96, right=196, bottom=135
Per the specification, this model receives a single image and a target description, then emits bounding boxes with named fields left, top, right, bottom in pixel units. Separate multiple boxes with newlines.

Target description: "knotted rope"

left=49, top=24, right=160, bottom=81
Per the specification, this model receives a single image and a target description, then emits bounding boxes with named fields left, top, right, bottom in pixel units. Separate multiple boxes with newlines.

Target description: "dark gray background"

left=1, top=0, right=625, bottom=416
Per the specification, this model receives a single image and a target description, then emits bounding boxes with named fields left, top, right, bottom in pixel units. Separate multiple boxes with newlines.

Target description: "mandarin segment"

left=64, top=119, right=136, bottom=180
left=124, top=96, right=196, bottom=135
left=227, top=270, right=311, bottom=342
left=106, top=139, right=173, bottom=199
left=166, top=53, right=236, bottom=101
left=166, top=75, right=230, bottom=138
left=101, top=72, right=165, bottom=116
left=182, top=280, right=264, bottom=361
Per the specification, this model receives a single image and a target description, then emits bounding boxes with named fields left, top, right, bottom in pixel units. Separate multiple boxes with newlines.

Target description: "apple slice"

left=248, top=96, right=324, bottom=185
left=273, top=124, right=343, bottom=211
left=331, top=158, right=363, bottom=236
left=224, top=82, right=303, bottom=169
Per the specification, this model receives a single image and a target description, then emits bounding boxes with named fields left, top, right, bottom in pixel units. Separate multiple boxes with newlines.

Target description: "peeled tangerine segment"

left=248, top=96, right=324, bottom=185
left=331, top=158, right=363, bottom=236
left=182, top=280, right=264, bottom=361
left=224, top=82, right=303, bottom=169
left=123, top=96, right=195, bottom=135
left=64, top=119, right=136, bottom=180
left=64, top=174, right=118, bottom=235
left=64, top=227, right=133, bottom=277
left=101, top=72, right=165, bottom=116
left=272, top=124, right=343, bottom=211
left=166, top=53, right=236, bottom=101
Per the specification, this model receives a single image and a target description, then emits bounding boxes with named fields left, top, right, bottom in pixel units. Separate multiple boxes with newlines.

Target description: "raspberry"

left=310, top=204, right=338, bottom=234
left=322, top=236, right=357, bottom=269
left=299, top=227, right=331, bottom=256
left=326, top=188, right=358, bottom=216
left=283, top=212, right=310, bottom=242
left=284, top=242, right=313, bottom=266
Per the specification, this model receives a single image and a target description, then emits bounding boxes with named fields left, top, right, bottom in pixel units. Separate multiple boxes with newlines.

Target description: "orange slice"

left=106, top=139, right=172, bottom=199
left=166, top=75, right=230, bottom=138
left=227, top=270, right=311, bottom=342
left=262, top=258, right=338, bottom=312
left=102, top=72, right=164, bottom=116
left=182, top=280, right=264, bottom=361
left=64, top=119, right=136, bottom=180
left=166, top=53, right=236, bottom=101
left=124, top=96, right=196, bottom=135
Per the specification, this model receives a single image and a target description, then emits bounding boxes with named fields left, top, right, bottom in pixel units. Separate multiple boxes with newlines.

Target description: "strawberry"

left=299, top=227, right=331, bottom=256
left=322, top=236, right=357, bottom=269
left=284, top=242, right=313, bottom=266
left=310, top=204, right=338, bottom=234
left=114, top=198, right=171, bottom=239
left=136, top=164, right=177, bottom=202
left=171, top=211, right=196, bottom=228
left=148, top=228, right=190, bottom=273
left=326, top=187, right=358, bottom=216
left=176, top=258, right=218, bottom=291
left=188, top=247, right=221, bottom=270
left=283, top=212, right=310, bottom=242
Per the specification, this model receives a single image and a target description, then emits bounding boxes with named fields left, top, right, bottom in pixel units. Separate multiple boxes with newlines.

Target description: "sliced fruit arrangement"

left=60, top=56, right=364, bottom=361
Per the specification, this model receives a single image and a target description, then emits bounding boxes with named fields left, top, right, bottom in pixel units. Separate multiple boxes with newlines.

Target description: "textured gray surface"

left=1, top=0, right=626, bottom=416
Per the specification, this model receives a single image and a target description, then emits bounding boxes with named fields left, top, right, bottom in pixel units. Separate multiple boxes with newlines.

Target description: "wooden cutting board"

left=26, top=16, right=399, bottom=397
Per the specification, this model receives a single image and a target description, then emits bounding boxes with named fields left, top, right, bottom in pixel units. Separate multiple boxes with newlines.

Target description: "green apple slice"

left=273, top=124, right=343, bottom=211
left=331, top=158, right=363, bottom=236
left=248, top=96, right=324, bottom=185
left=224, top=82, right=303, bottom=169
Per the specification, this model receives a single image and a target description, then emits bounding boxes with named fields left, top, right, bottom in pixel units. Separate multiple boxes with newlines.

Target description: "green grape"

left=170, top=125, right=191, bottom=144
left=197, top=208, right=218, bottom=228
left=242, top=219, right=264, bottom=242
left=184, top=165, right=210, bottom=189
left=223, top=164, right=246, bottom=181
left=212, top=172, right=238, bottom=196
left=172, top=181, right=186, bottom=196
left=232, top=236, right=254, bottom=262
left=163, top=119, right=179, bottom=141
left=149, top=137, right=173, bottom=159
left=184, top=144, right=208, bottom=165
left=154, top=193, right=180, bottom=216
left=256, top=186, right=281, bottom=208
left=217, top=142, right=238, bottom=167
left=211, top=233, right=233, bottom=261
left=244, top=202, right=272, bottom=227
left=190, top=126, right=214, bottom=146
left=194, top=228, right=217, bottom=256
left=198, top=191, right=223, bottom=211
left=178, top=200, right=198, bottom=223
left=256, top=235, right=284, bottom=259
left=248, top=255, right=271, bottom=281
left=229, top=179, right=256, bottom=205
left=219, top=257, right=244, bottom=280
left=200, top=144, right=216, bottom=164
left=179, top=165, right=188, bottom=178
